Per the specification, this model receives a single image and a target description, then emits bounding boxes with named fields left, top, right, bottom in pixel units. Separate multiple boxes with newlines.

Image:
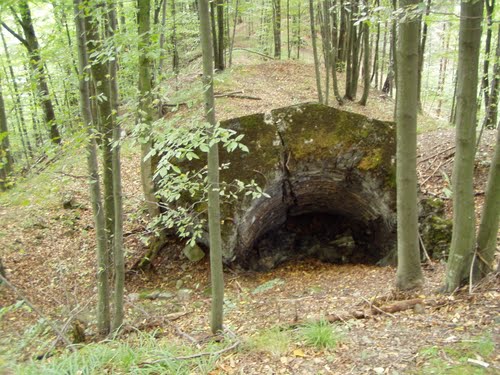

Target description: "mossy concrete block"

left=182, top=243, right=205, bottom=262
left=166, top=103, right=397, bottom=268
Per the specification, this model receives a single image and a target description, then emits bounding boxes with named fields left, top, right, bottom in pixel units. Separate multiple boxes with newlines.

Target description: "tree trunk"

left=330, top=0, right=343, bottom=104
left=2, top=0, right=61, bottom=144
left=310, top=0, right=324, bottom=104
left=198, top=0, right=224, bottom=335
left=210, top=2, right=219, bottom=68
left=481, top=0, right=495, bottom=118
left=319, top=3, right=330, bottom=105
left=73, top=0, right=110, bottom=335
left=287, top=0, right=291, bottom=58
left=370, top=0, right=380, bottom=85
left=217, top=0, right=225, bottom=70
left=272, top=0, right=281, bottom=59
left=395, top=0, right=424, bottom=291
left=0, top=28, right=32, bottom=159
left=475, top=122, right=500, bottom=279
left=417, top=0, right=431, bottom=112
left=229, top=0, right=240, bottom=66
left=0, top=76, right=13, bottom=191
left=84, top=0, right=116, bottom=318
left=436, top=24, right=450, bottom=117
left=138, top=0, right=161, bottom=221
left=444, top=0, right=483, bottom=292
left=483, top=25, right=500, bottom=129
left=359, top=8, right=370, bottom=106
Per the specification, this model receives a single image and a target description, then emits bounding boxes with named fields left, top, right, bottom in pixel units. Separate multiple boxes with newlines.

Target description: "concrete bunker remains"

left=171, top=103, right=397, bottom=270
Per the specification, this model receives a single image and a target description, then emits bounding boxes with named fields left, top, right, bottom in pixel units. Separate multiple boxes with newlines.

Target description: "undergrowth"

left=415, top=335, right=496, bottom=375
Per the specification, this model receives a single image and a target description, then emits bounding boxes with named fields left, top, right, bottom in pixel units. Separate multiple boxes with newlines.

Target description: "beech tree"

left=0, top=73, right=13, bottom=191
left=395, top=0, right=423, bottom=290
left=72, top=0, right=110, bottom=335
left=1, top=0, right=62, bottom=144
left=198, top=0, right=224, bottom=334
left=444, top=0, right=483, bottom=292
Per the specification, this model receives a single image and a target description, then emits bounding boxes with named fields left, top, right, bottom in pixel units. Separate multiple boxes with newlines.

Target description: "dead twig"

left=361, top=296, right=396, bottom=318
left=418, top=232, right=433, bottom=264
left=418, top=145, right=455, bottom=164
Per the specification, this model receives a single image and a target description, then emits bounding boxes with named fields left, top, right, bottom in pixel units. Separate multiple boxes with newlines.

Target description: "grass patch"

left=1, top=330, right=224, bottom=375
left=415, top=335, right=496, bottom=375
left=298, top=319, right=343, bottom=350
left=245, top=326, right=294, bottom=357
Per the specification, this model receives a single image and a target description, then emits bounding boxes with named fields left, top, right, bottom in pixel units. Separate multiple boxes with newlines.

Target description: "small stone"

left=374, top=367, right=385, bottom=374
left=128, top=293, right=139, bottom=302
left=177, top=288, right=192, bottom=302
left=183, top=243, right=205, bottom=262
left=176, top=279, right=183, bottom=289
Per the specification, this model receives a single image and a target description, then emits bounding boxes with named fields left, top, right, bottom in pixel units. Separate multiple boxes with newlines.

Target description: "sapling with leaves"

left=1, top=0, right=61, bottom=144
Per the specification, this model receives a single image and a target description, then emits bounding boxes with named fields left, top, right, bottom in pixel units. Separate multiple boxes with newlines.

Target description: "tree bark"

left=73, top=0, right=110, bottom=335
left=483, top=25, right=500, bottom=129
left=359, top=5, right=370, bottom=106
left=310, top=0, right=324, bottom=104
left=272, top=0, right=281, bottom=59
left=198, top=0, right=224, bottom=334
left=475, top=124, right=500, bottom=279
left=217, top=0, right=225, bottom=70
left=395, top=0, right=424, bottom=291
left=417, top=0, right=431, bottom=112
left=444, top=0, right=483, bottom=292
left=0, top=75, right=13, bottom=191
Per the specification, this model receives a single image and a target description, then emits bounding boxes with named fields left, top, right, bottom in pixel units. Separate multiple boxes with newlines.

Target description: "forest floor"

left=0, top=46, right=499, bottom=374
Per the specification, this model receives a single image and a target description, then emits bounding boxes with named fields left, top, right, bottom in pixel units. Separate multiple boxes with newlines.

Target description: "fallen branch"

left=0, top=274, right=75, bottom=351
left=418, top=145, right=455, bottom=164
left=361, top=296, right=396, bottom=318
left=321, top=298, right=426, bottom=324
left=232, top=48, right=275, bottom=60
left=214, top=91, right=262, bottom=100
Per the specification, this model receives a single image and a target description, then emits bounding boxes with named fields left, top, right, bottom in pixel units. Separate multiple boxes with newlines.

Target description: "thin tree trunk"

left=481, top=0, right=495, bottom=116
left=107, top=0, right=124, bottom=333
left=216, top=0, right=225, bottom=70
left=483, top=25, right=500, bottom=129
left=359, top=5, right=370, bottom=106
left=0, top=29, right=32, bottom=159
left=287, top=0, right=291, bottom=58
left=319, top=3, right=330, bottom=105
left=310, top=0, right=324, bottom=103
left=84, top=0, right=116, bottom=316
left=198, top=0, right=224, bottom=335
left=210, top=2, right=219, bottom=68
left=444, top=0, right=483, bottom=292
left=417, top=0, right=431, bottom=112
left=2, top=0, right=61, bottom=144
left=73, top=0, right=110, bottom=335
left=370, top=0, right=380, bottom=85
left=0, top=76, right=13, bottom=191
left=395, top=0, right=423, bottom=291
left=138, top=0, right=161, bottom=221
left=330, top=0, right=343, bottom=104
left=229, top=0, right=240, bottom=66
left=272, top=0, right=281, bottom=59
left=474, top=123, right=500, bottom=279
left=436, top=24, right=450, bottom=117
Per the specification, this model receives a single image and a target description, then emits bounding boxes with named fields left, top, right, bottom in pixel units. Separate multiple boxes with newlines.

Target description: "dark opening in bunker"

left=245, top=209, right=390, bottom=271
